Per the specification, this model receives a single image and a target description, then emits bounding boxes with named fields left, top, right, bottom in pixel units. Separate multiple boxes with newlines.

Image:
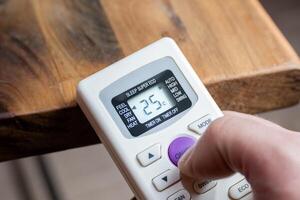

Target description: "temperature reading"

left=128, top=83, right=175, bottom=123
left=140, top=94, right=163, bottom=115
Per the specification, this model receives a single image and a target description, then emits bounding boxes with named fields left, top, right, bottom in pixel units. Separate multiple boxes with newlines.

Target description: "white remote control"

left=77, top=38, right=253, bottom=200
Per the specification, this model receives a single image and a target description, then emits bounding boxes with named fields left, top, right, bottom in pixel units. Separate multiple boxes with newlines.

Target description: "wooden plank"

left=0, top=0, right=299, bottom=161
left=0, top=0, right=123, bottom=116
left=0, top=0, right=122, bottom=161
left=102, top=0, right=300, bottom=112
left=0, top=107, right=99, bottom=161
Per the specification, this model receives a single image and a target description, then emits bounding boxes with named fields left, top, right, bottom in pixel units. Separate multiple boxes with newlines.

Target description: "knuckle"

left=205, top=116, right=227, bottom=141
left=204, top=114, right=237, bottom=146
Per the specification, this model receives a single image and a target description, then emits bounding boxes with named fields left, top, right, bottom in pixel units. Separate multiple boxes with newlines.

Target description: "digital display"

left=127, top=83, right=176, bottom=123
left=111, top=70, right=192, bottom=137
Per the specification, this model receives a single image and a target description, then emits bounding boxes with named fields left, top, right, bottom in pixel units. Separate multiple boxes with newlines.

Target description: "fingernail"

left=178, top=146, right=194, bottom=171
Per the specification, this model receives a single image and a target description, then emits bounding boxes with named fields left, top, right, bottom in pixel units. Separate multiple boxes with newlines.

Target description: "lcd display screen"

left=111, top=70, right=192, bottom=137
left=127, top=83, right=176, bottom=123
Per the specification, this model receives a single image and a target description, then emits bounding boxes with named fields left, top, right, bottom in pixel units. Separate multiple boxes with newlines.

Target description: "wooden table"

left=0, top=0, right=299, bottom=161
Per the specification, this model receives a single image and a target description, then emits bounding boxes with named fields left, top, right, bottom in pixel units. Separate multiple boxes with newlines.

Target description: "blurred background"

left=0, top=0, right=299, bottom=200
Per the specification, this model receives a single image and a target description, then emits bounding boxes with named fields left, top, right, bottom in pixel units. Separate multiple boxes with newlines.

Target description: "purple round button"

left=168, top=136, right=196, bottom=166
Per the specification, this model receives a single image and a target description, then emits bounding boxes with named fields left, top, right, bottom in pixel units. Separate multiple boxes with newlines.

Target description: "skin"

left=178, top=111, right=300, bottom=200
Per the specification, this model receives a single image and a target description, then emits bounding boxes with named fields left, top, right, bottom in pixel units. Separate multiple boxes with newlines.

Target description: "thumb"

left=178, top=111, right=300, bottom=199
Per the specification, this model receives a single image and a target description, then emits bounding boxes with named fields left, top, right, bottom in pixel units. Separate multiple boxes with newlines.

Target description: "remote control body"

left=77, top=38, right=253, bottom=200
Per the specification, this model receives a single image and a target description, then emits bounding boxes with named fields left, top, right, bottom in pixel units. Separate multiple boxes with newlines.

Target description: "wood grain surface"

left=0, top=0, right=299, bottom=161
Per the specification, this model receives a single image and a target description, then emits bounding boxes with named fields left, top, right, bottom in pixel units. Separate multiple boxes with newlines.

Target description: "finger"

left=178, top=111, right=291, bottom=182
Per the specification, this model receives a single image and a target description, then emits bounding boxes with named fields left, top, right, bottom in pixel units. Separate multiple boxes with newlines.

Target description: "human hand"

left=179, top=111, right=300, bottom=200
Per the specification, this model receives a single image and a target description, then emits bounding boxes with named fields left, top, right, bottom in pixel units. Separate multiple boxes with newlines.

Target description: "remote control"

left=77, top=38, right=253, bottom=200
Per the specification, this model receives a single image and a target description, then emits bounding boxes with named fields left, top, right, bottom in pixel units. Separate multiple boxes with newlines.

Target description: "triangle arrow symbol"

left=162, top=176, right=168, bottom=182
left=132, top=106, right=136, bottom=110
left=148, top=153, right=154, bottom=159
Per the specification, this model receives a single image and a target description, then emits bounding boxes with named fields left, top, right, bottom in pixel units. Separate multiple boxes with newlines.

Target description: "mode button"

left=188, top=114, right=213, bottom=135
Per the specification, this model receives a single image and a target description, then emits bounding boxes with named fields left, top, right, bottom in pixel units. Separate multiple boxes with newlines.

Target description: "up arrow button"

left=136, top=144, right=161, bottom=167
left=162, top=176, right=168, bottom=182
left=148, top=153, right=154, bottom=159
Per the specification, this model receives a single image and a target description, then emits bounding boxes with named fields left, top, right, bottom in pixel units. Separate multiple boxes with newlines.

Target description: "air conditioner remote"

left=77, top=38, right=253, bottom=200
